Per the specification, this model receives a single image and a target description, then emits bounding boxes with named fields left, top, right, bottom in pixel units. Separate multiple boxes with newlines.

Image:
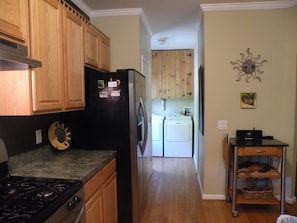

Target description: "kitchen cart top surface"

left=229, top=138, right=289, bottom=147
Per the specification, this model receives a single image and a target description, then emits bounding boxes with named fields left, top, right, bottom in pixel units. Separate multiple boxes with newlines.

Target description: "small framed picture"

left=240, top=92, right=257, bottom=109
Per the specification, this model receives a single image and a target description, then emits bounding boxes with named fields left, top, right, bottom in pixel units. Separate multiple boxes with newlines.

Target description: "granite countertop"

left=8, top=145, right=117, bottom=183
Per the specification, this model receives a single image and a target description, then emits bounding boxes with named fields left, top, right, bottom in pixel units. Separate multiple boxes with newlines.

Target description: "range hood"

left=0, top=38, right=42, bottom=71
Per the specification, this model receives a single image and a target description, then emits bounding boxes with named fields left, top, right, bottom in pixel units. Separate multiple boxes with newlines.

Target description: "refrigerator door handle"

left=139, top=97, right=148, bottom=155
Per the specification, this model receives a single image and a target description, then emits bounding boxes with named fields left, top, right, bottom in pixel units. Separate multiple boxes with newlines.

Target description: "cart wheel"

left=232, top=211, right=239, bottom=217
left=225, top=196, right=231, bottom=202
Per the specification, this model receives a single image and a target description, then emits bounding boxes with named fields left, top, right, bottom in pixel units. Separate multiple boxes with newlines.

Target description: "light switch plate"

left=218, top=120, right=227, bottom=129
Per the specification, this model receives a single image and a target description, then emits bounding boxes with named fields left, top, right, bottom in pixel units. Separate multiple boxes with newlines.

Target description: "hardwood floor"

left=140, top=157, right=297, bottom=223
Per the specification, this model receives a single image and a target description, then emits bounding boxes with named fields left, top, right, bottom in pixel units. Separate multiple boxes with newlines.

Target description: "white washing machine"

left=164, top=113, right=193, bottom=157
left=152, top=113, right=164, bottom=156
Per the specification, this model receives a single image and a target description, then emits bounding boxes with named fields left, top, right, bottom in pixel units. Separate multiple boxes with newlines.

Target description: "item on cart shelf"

left=241, top=178, right=273, bottom=199
left=238, top=162, right=272, bottom=175
left=259, top=163, right=272, bottom=172
left=236, top=130, right=262, bottom=141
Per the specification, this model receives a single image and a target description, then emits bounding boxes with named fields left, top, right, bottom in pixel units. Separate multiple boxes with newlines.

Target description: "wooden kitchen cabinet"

left=102, top=169, right=117, bottom=222
left=30, top=0, right=86, bottom=112
left=151, top=51, right=163, bottom=98
left=84, top=158, right=118, bottom=223
left=85, top=25, right=100, bottom=68
left=63, top=5, right=85, bottom=110
left=99, top=33, right=111, bottom=72
left=152, top=49, right=193, bottom=99
left=0, top=0, right=87, bottom=115
left=0, top=0, right=29, bottom=44
left=85, top=187, right=104, bottom=223
left=85, top=24, right=111, bottom=72
left=30, top=0, right=64, bottom=112
left=176, top=50, right=193, bottom=98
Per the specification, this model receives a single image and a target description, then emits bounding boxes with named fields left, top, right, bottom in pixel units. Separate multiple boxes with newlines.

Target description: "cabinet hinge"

left=186, top=92, right=192, bottom=96
left=187, top=72, right=192, bottom=76
left=187, top=53, right=192, bottom=57
left=183, top=92, right=192, bottom=97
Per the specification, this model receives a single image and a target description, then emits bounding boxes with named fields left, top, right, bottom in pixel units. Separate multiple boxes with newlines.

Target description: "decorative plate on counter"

left=48, top=121, right=71, bottom=151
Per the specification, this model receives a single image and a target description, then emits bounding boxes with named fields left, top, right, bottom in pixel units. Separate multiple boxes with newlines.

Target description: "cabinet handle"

left=256, top=149, right=265, bottom=153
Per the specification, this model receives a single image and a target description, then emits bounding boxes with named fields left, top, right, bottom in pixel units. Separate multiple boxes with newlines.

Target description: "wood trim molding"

left=69, top=0, right=91, bottom=16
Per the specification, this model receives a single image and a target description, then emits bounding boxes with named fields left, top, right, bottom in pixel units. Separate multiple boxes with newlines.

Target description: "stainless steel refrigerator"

left=66, top=66, right=153, bottom=223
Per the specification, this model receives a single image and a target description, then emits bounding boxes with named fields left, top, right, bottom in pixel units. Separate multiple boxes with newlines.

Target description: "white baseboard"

left=196, top=173, right=296, bottom=203
left=286, top=196, right=296, bottom=204
left=196, top=172, right=203, bottom=195
left=202, top=194, right=226, bottom=200
left=275, top=195, right=297, bottom=204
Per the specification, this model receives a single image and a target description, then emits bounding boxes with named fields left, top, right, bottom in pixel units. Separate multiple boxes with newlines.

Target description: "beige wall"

left=91, top=16, right=142, bottom=71
left=202, top=6, right=297, bottom=199
left=140, top=18, right=152, bottom=69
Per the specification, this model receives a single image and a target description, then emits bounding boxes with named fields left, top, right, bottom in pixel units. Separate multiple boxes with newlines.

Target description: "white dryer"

left=152, top=113, right=164, bottom=156
left=164, top=113, right=193, bottom=157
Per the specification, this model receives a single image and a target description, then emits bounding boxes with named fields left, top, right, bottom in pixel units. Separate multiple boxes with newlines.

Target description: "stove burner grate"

left=0, top=176, right=82, bottom=223
left=4, top=200, right=45, bottom=213
left=0, top=209, right=32, bottom=223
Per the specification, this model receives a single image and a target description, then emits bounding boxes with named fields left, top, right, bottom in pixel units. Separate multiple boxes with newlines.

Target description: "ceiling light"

left=158, top=37, right=168, bottom=45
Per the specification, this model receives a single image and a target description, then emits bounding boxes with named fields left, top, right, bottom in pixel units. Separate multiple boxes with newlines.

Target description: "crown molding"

left=90, top=8, right=142, bottom=17
left=68, top=1, right=153, bottom=35
left=201, top=0, right=297, bottom=11
left=69, top=1, right=143, bottom=17
left=140, top=11, right=153, bottom=36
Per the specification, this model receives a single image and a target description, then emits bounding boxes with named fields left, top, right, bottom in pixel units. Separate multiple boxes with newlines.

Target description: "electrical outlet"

left=35, top=129, right=42, bottom=144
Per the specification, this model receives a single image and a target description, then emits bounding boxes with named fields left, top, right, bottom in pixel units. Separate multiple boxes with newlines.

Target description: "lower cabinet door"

left=85, top=188, right=104, bottom=223
left=103, top=172, right=118, bottom=223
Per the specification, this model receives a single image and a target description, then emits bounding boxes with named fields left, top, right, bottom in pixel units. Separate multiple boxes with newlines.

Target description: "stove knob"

left=67, top=201, right=76, bottom=211
left=73, top=196, right=81, bottom=204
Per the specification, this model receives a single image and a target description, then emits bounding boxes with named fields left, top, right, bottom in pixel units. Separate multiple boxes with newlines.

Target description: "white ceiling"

left=71, top=0, right=295, bottom=50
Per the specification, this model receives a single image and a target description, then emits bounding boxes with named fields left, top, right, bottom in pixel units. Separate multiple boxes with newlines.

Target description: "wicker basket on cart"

left=241, top=178, right=273, bottom=199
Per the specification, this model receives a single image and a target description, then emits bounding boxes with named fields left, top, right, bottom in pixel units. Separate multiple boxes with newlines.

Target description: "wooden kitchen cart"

left=223, top=137, right=289, bottom=217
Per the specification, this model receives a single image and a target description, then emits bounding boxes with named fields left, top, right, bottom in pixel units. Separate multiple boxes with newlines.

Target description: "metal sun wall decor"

left=231, top=48, right=267, bottom=82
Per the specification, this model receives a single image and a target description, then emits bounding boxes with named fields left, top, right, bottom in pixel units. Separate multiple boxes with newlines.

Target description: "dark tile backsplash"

left=0, top=113, right=61, bottom=156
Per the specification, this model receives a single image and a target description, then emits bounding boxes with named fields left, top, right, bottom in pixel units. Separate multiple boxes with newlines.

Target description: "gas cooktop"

left=0, top=176, right=82, bottom=223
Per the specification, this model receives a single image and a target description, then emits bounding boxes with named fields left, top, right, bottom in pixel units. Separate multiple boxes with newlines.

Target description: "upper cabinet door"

left=176, top=49, right=193, bottom=99
left=63, top=8, right=85, bottom=109
left=162, top=50, right=177, bottom=98
left=100, top=34, right=111, bottom=72
left=151, top=51, right=163, bottom=98
left=30, top=0, right=64, bottom=112
left=85, top=25, right=100, bottom=67
left=0, top=0, right=29, bottom=44
left=85, top=24, right=111, bottom=72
